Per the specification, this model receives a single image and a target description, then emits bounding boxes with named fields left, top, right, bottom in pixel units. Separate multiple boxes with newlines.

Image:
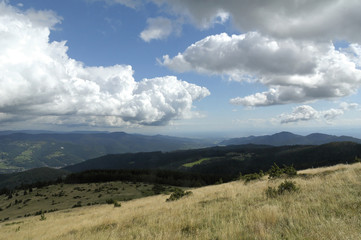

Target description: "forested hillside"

left=0, top=132, right=212, bottom=173
left=65, top=142, right=361, bottom=176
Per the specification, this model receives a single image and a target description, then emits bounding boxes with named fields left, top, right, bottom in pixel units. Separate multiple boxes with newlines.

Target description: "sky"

left=1, top=0, right=361, bottom=138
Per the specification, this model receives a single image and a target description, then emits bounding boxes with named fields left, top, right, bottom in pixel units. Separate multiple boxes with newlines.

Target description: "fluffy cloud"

left=163, top=32, right=318, bottom=79
left=0, top=2, right=209, bottom=127
left=280, top=105, right=319, bottom=124
left=152, top=0, right=361, bottom=43
left=339, top=102, right=360, bottom=111
left=153, top=1, right=361, bottom=107
left=96, top=0, right=361, bottom=43
left=162, top=32, right=361, bottom=106
left=279, top=103, right=359, bottom=124
left=140, top=17, right=174, bottom=42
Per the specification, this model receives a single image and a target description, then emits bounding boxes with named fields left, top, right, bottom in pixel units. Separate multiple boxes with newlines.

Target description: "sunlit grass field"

left=1, top=163, right=360, bottom=240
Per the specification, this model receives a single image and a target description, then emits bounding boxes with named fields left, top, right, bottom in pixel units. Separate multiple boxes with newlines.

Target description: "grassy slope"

left=0, top=182, right=177, bottom=222
left=1, top=163, right=361, bottom=240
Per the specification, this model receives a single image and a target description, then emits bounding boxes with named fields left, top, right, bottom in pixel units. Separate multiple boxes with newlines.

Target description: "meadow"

left=0, top=163, right=360, bottom=239
left=0, top=181, right=175, bottom=222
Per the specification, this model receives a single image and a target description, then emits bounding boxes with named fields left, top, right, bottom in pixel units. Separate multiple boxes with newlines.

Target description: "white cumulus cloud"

left=162, top=32, right=361, bottom=106
left=0, top=2, right=209, bottom=128
left=280, top=105, right=319, bottom=124
left=151, top=0, right=361, bottom=43
left=279, top=103, right=358, bottom=124
left=153, top=1, right=361, bottom=108
left=140, top=17, right=174, bottom=42
left=163, top=32, right=318, bottom=79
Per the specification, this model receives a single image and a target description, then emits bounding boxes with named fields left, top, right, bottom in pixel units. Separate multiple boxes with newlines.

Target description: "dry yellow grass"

left=1, top=163, right=361, bottom=240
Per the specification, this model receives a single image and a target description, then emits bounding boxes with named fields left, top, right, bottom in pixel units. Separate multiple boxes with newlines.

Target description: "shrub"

left=52, top=190, right=65, bottom=197
left=105, top=198, right=121, bottom=207
left=72, top=201, right=82, bottom=208
left=268, top=163, right=283, bottom=179
left=166, top=188, right=192, bottom=202
left=152, top=184, right=166, bottom=194
left=106, top=198, right=119, bottom=205
left=268, top=163, right=298, bottom=179
left=39, top=213, right=46, bottom=221
left=265, top=186, right=278, bottom=198
left=265, top=180, right=299, bottom=198
left=277, top=180, right=299, bottom=194
left=242, top=173, right=262, bottom=183
left=283, top=165, right=297, bottom=176
left=35, top=210, right=43, bottom=216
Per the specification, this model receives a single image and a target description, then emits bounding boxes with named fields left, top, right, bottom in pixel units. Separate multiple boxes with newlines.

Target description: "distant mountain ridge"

left=0, top=131, right=214, bottom=173
left=1, top=130, right=360, bottom=174
left=219, top=132, right=361, bottom=146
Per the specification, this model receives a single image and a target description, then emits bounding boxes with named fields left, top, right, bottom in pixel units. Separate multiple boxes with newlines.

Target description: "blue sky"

left=1, top=0, right=361, bottom=138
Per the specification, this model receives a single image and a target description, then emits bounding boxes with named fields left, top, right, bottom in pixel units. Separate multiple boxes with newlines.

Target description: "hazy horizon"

left=1, top=128, right=361, bottom=140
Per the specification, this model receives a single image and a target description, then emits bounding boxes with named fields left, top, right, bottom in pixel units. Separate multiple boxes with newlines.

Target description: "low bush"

left=39, top=213, right=46, bottom=221
left=35, top=210, right=43, bottom=216
left=72, top=201, right=82, bottom=208
left=283, top=165, right=297, bottom=176
left=242, top=173, right=262, bottom=183
left=266, top=180, right=299, bottom=198
left=105, top=199, right=116, bottom=204
left=265, top=186, right=278, bottom=198
left=268, top=163, right=284, bottom=179
left=268, top=163, right=297, bottom=179
left=166, top=188, right=192, bottom=202
left=152, top=184, right=166, bottom=194
left=277, top=180, right=299, bottom=194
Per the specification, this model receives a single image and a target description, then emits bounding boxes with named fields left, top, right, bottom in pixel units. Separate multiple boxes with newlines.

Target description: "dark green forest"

left=65, top=142, right=361, bottom=175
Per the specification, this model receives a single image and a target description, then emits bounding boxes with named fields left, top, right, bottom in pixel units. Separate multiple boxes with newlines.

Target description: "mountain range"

left=0, top=130, right=361, bottom=174
left=220, top=131, right=361, bottom=146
